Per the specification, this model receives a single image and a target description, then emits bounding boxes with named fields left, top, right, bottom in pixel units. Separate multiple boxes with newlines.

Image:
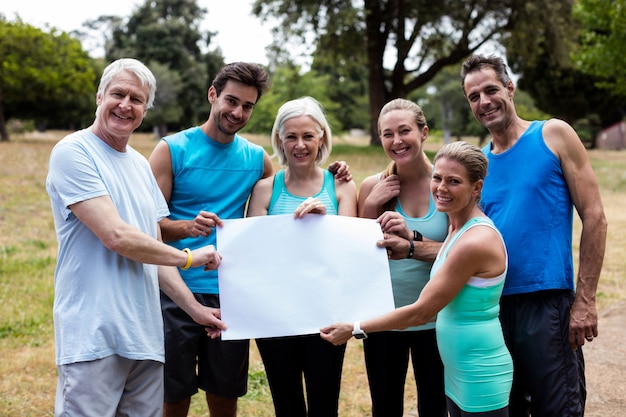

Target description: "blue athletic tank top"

left=481, top=121, right=574, bottom=295
left=268, top=169, right=338, bottom=215
left=164, top=126, right=265, bottom=293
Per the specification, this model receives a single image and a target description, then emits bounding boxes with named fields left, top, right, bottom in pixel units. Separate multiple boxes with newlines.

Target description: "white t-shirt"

left=46, top=129, right=169, bottom=366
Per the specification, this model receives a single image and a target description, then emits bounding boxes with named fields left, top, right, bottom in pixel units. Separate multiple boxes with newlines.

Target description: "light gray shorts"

left=55, top=355, right=163, bottom=417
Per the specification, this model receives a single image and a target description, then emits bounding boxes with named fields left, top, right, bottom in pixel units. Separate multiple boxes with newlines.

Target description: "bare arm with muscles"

left=543, top=119, right=607, bottom=348
left=149, top=140, right=274, bottom=241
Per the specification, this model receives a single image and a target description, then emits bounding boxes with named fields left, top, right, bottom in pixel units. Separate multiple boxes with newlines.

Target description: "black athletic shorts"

left=499, top=290, right=585, bottom=417
left=161, top=292, right=249, bottom=402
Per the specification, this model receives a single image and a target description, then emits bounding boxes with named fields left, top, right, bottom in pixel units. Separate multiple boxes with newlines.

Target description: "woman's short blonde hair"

left=271, top=96, right=332, bottom=166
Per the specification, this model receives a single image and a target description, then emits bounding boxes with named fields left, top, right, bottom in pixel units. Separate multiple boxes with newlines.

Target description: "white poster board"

left=216, top=214, right=394, bottom=340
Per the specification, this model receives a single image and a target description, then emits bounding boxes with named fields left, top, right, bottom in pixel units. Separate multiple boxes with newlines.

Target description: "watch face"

left=353, top=331, right=367, bottom=340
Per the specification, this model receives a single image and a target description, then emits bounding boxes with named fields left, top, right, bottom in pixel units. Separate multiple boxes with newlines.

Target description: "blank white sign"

left=216, top=214, right=394, bottom=340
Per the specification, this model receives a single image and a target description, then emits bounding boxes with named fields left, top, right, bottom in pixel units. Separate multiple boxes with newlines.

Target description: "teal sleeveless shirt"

left=164, top=127, right=265, bottom=293
left=391, top=197, right=448, bottom=331
left=268, top=169, right=338, bottom=215
left=432, top=217, right=513, bottom=412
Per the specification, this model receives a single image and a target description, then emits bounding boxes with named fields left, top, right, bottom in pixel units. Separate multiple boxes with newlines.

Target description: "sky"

left=2, top=0, right=274, bottom=65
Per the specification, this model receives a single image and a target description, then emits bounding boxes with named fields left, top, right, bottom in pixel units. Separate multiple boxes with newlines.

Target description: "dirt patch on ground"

left=584, top=301, right=626, bottom=416
left=403, top=302, right=626, bottom=417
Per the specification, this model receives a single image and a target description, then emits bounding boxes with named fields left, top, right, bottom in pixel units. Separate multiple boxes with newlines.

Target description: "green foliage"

left=505, top=0, right=626, bottom=143
left=105, top=0, right=224, bottom=129
left=244, top=65, right=343, bottom=135
left=309, top=7, right=369, bottom=131
left=574, top=0, right=626, bottom=96
left=142, top=61, right=185, bottom=136
left=253, top=0, right=558, bottom=144
left=6, top=119, right=36, bottom=135
left=513, top=90, right=552, bottom=122
left=0, top=18, right=96, bottom=139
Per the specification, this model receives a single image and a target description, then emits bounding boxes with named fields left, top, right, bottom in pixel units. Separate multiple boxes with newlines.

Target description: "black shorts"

left=500, top=290, right=585, bottom=417
left=161, top=292, right=249, bottom=402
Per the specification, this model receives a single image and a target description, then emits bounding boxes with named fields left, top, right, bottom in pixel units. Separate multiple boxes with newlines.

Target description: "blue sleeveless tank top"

left=268, top=169, right=338, bottom=215
left=481, top=121, right=574, bottom=295
left=164, top=127, right=265, bottom=293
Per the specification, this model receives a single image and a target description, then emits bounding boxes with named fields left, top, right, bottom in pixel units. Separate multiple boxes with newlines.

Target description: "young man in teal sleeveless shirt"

left=149, top=63, right=352, bottom=417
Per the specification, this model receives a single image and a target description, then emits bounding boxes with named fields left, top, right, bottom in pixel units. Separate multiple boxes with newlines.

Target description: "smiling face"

left=379, top=109, right=428, bottom=165
left=463, top=67, right=516, bottom=133
left=93, top=70, right=149, bottom=148
left=280, top=115, right=323, bottom=168
left=430, top=157, right=482, bottom=214
left=209, top=79, right=259, bottom=138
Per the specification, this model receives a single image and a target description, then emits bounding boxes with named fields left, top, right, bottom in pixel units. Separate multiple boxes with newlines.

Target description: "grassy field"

left=0, top=130, right=624, bottom=416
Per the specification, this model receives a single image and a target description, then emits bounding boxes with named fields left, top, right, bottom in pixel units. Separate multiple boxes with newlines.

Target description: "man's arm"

left=70, top=195, right=220, bottom=268
left=158, top=263, right=226, bottom=338
left=377, top=234, right=441, bottom=263
left=544, top=119, right=608, bottom=348
left=148, top=140, right=224, bottom=242
left=73, top=194, right=225, bottom=336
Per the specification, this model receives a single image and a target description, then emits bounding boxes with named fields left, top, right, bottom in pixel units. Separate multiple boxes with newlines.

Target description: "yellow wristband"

left=181, top=248, right=192, bottom=270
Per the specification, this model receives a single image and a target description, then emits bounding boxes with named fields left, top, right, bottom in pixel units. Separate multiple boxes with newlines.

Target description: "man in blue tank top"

left=149, top=63, right=352, bottom=417
left=461, top=54, right=607, bottom=417
left=149, top=62, right=273, bottom=417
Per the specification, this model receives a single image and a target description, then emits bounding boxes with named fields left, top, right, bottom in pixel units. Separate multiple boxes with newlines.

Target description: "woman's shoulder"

left=252, top=174, right=275, bottom=193
left=359, top=172, right=383, bottom=187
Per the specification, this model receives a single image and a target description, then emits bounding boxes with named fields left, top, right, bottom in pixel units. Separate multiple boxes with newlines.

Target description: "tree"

left=142, top=61, right=184, bottom=138
left=505, top=0, right=626, bottom=146
left=575, top=0, right=626, bottom=97
left=104, top=0, right=224, bottom=130
left=0, top=18, right=96, bottom=141
left=309, top=13, right=370, bottom=133
left=411, top=68, right=488, bottom=145
left=244, top=63, right=342, bottom=135
left=253, top=0, right=555, bottom=145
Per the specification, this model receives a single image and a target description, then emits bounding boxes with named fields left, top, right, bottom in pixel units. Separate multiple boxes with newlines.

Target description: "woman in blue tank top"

left=247, top=96, right=357, bottom=417
left=358, top=98, right=448, bottom=417
left=321, top=141, right=513, bottom=417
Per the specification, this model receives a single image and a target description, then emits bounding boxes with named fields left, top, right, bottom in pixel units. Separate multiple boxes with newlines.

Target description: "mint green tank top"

left=432, top=217, right=513, bottom=412
left=268, top=169, right=338, bottom=215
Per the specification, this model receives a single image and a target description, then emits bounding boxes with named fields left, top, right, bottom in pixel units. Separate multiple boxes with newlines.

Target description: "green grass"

left=0, top=131, right=624, bottom=416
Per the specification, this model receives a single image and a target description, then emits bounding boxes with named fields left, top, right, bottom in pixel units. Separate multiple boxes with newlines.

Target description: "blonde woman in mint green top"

left=322, top=141, right=512, bottom=417
left=247, top=97, right=357, bottom=417
left=432, top=216, right=512, bottom=415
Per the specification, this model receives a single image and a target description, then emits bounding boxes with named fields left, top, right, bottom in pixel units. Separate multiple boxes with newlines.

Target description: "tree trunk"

left=365, top=1, right=386, bottom=147
left=0, top=99, right=9, bottom=141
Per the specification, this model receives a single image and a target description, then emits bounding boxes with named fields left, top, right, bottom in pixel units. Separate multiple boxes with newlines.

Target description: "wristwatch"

left=352, top=321, right=368, bottom=340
